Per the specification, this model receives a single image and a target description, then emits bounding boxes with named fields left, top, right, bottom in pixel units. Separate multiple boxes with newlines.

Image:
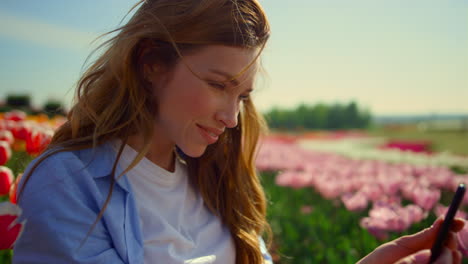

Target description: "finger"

left=395, top=218, right=444, bottom=250
left=393, top=249, right=431, bottom=264
left=433, top=247, right=453, bottom=264
left=437, top=217, right=464, bottom=232
left=453, top=250, right=462, bottom=264
left=451, top=218, right=465, bottom=232
left=443, top=231, right=460, bottom=251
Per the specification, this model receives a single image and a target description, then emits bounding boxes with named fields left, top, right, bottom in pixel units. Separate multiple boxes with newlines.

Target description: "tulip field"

left=257, top=133, right=468, bottom=263
left=1, top=110, right=468, bottom=263
left=0, top=111, right=63, bottom=264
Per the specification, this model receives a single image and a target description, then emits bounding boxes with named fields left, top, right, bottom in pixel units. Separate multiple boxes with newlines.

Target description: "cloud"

left=0, top=11, right=99, bottom=52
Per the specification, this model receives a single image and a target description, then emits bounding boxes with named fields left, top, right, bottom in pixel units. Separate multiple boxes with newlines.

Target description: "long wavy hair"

left=18, top=0, right=271, bottom=263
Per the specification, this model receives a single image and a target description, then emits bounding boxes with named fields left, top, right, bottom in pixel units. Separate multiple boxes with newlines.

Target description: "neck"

left=126, top=134, right=176, bottom=172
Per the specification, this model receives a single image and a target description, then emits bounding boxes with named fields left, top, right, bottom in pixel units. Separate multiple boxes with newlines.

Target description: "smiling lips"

left=197, top=124, right=224, bottom=144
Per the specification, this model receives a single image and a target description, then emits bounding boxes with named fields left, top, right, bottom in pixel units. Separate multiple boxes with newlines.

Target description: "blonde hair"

left=18, top=0, right=271, bottom=263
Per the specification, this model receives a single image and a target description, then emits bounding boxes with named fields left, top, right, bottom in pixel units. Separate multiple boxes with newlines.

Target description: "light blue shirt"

left=12, top=142, right=273, bottom=264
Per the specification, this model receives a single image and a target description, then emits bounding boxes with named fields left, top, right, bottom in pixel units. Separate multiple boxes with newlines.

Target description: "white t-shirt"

left=111, top=141, right=236, bottom=264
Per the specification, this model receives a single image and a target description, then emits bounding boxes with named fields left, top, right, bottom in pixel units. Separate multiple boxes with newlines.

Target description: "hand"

left=357, top=217, right=465, bottom=264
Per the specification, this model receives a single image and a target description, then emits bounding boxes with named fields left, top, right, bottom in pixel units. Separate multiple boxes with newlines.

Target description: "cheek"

left=174, top=78, right=217, bottom=116
left=160, top=80, right=216, bottom=122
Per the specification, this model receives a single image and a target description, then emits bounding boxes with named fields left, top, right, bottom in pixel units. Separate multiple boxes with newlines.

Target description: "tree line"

left=0, top=94, right=65, bottom=117
left=1, top=94, right=371, bottom=130
left=264, top=102, right=372, bottom=130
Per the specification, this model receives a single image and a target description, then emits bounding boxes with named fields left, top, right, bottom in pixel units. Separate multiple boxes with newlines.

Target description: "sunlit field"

left=369, top=127, right=468, bottom=156
left=259, top=129, right=468, bottom=263
left=1, top=111, right=468, bottom=263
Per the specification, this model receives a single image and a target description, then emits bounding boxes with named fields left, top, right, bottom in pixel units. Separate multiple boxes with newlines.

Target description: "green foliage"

left=5, top=94, right=31, bottom=109
left=264, top=102, right=372, bottom=131
left=43, top=100, right=65, bottom=117
left=0, top=95, right=67, bottom=116
left=0, top=251, right=12, bottom=264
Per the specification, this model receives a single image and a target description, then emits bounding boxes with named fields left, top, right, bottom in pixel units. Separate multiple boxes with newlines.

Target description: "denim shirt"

left=12, top=142, right=273, bottom=264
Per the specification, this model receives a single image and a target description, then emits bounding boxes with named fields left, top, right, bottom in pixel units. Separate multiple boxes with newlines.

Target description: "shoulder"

left=13, top=142, right=130, bottom=264
left=18, top=142, right=116, bottom=201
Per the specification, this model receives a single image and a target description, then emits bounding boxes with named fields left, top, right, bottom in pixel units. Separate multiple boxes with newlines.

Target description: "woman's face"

left=148, top=45, right=258, bottom=158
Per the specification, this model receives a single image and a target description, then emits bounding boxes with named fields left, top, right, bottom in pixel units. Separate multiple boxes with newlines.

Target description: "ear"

left=136, top=39, right=157, bottom=82
left=143, top=64, right=159, bottom=83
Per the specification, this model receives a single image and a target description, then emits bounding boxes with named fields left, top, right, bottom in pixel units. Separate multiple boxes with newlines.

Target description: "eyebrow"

left=209, top=69, right=240, bottom=86
left=209, top=69, right=254, bottom=93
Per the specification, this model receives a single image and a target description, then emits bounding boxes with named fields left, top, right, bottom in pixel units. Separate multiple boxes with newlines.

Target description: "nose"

left=216, top=99, right=239, bottom=128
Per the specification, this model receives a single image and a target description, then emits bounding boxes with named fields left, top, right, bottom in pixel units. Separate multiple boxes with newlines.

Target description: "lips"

left=196, top=124, right=223, bottom=144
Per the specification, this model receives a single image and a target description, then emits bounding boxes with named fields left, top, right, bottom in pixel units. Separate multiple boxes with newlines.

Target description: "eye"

left=207, top=81, right=226, bottom=90
left=239, top=94, right=250, bottom=102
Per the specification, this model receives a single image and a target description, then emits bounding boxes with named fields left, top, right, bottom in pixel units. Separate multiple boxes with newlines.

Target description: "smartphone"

left=429, top=183, right=466, bottom=263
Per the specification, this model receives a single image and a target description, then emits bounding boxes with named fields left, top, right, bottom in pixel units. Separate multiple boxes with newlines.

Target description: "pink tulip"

left=255, top=135, right=468, bottom=238
left=300, top=205, right=313, bottom=214
left=433, top=204, right=467, bottom=219
left=369, top=205, right=407, bottom=232
left=360, top=217, right=389, bottom=241
left=0, top=202, right=25, bottom=249
left=358, top=185, right=383, bottom=202
left=361, top=202, right=427, bottom=241
left=400, top=204, right=426, bottom=225
left=0, top=166, right=14, bottom=196
left=0, top=141, right=11, bottom=165
left=341, top=192, right=368, bottom=212
left=315, top=180, right=343, bottom=199
left=275, top=171, right=312, bottom=189
left=412, top=188, right=440, bottom=210
left=457, top=225, right=468, bottom=257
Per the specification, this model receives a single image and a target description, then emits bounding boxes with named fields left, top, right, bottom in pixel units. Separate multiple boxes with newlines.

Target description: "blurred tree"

left=264, top=101, right=372, bottom=131
left=6, top=94, right=31, bottom=109
left=43, top=100, right=65, bottom=117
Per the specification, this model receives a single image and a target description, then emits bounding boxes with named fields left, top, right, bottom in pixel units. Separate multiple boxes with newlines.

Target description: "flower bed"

left=257, top=135, right=468, bottom=262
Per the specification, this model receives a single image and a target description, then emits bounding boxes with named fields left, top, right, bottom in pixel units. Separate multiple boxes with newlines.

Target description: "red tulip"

left=0, top=130, right=14, bottom=145
left=380, top=140, right=432, bottom=153
left=11, top=121, right=31, bottom=141
left=0, top=141, right=11, bottom=166
left=0, top=120, right=15, bottom=134
left=0, top=166, right=14, bottom=196
left=9, top=173, right=22, bottom=204
left=0, top=202, right=25, bottom=249
left=26, top=128, right=53, bottom=155
left=4, top=110, right=27, bottom=122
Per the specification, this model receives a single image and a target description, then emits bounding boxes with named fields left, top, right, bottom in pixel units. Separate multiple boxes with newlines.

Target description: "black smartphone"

left=429, top=183, right=466, bottom=263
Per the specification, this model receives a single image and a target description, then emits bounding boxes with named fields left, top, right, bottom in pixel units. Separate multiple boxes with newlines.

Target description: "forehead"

left=183, top=45, right=259, bottom=81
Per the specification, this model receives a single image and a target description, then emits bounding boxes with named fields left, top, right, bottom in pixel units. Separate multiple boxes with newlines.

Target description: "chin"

left=179, top=145, right=208, bottom=158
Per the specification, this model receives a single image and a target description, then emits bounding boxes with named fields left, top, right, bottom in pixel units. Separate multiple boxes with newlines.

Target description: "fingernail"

left=413, top=249, right=431, bottom=263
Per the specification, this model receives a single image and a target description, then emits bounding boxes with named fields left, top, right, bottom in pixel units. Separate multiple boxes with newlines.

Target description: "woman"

left=12, top=0, right=464, bottom=263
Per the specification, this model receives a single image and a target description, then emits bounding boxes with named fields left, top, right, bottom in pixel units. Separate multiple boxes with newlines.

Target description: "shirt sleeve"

left=259, top=236, right=273, bottom=264
left=12, top=156, right=126, bottom=264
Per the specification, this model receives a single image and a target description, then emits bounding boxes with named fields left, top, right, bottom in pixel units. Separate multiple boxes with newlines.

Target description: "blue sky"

left=0, top=0, right=467, bottom=115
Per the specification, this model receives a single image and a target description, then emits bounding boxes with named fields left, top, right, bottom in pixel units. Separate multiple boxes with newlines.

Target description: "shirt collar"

left=75, top=141, right=132, bottom=193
